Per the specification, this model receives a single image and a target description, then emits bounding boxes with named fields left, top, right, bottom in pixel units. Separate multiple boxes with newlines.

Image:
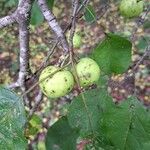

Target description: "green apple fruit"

left=39, top=66, right=74, bottom=98
left=73, top=33, right=82, bottom=48
left=76, top=58, right=100, bottom=87
left=119, top=0, right=144, bottom=18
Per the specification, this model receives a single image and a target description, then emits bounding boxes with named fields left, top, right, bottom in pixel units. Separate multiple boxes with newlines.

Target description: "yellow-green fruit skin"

left=39, top=66, right=74, bottom=98
left=119, top=0, right=144, bottom=18
left=73, top=34, right=82, bottom=48
left=76, top=58, right=100, bottom=87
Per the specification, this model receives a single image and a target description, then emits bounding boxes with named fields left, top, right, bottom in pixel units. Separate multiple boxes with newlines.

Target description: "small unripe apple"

left=76, top=58, right=100, bottom=87
left=39, top=66, right=74, bottom=98
left=73, top=33, right=82, bottom=48
left=119, top=0, right=144, bottom=18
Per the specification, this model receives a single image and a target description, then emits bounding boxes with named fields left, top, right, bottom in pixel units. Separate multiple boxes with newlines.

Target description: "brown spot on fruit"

left=46, top=79, right=49, bottom=82
left=64, top=77, right=68, bottom=82
left=52, top=90, right=55, bottom=93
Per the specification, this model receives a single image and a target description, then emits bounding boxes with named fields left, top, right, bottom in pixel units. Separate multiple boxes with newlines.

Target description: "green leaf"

left=84, top=5, right=96, bottom=23
left=97, top=74, right=109, bottom=88
left=142, top=142, right=150, bottom=150
left=4, top=0, right=18, bottom=7
left=67, top=88, right=114, bottom=136
left=45, top=116, right=79, bottom=150
left=30, top=1, right=44, bottom=26
left=143, top=20, right=150, bottom=29
left=29, top=114, right=42, bottom=129
left=137, top=36, right=150, bottom=53
left=47, top=0, right=54, bottom=10
left=30, top=0, right=54, bottom=26
left=98, top=97, right=150, bottom=150
left=0, top=87, right=27, bottom=150
left=92, top=33, right=132, bottom=74
left=26, top=114, right=42, bottom=137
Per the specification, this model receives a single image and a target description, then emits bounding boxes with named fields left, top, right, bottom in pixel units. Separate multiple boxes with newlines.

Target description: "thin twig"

left=133, top=45, right=150, bottom=72
left=37, top=0, right=69, bottom=54
left=69, top=0, right=95, bottom=136
left=27, top=90, right=43, bottom=121
left=77, top=0, right=90, bottom=14
left=37, top=41, right=59, bottom=74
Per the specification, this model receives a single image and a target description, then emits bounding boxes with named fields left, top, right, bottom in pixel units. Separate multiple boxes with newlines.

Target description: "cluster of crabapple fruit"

left=39, top=58, right=100, bottom=98
left=39, top=0, right=144, bottom=99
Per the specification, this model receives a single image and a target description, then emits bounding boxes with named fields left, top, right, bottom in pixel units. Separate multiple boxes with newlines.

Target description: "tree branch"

left=27, top=90, right=43, bottom=121
left=7, top=82, right=19, bottom=89
left=16, top=0, right=33, bottom=106
left=0, top=14, right=16, bottom=28
left=0, top=0, right=31, bottom=28
left=38, top=0, right=69, bottom=53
